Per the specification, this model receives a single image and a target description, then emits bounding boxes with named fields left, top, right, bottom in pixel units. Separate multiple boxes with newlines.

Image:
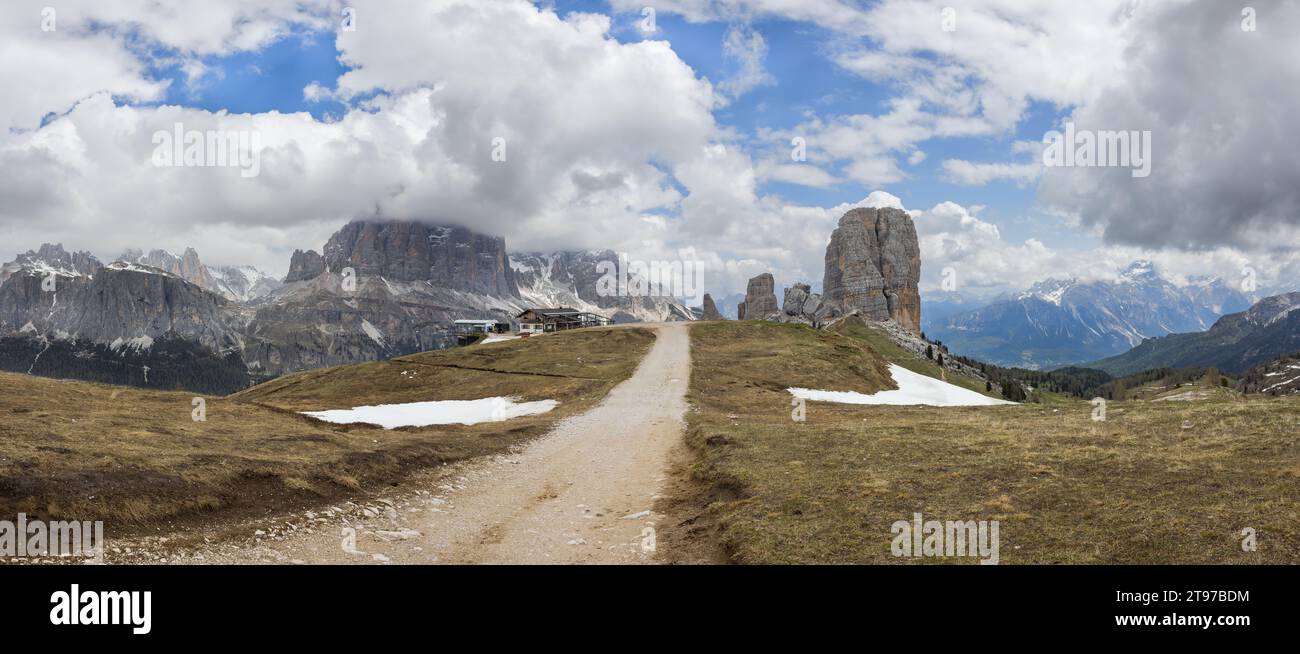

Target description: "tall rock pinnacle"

left=821, top=206, right=921, bottom=334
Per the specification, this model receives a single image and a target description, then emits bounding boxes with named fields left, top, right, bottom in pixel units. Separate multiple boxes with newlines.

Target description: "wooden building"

left=515, top=308, right=612, bottom=334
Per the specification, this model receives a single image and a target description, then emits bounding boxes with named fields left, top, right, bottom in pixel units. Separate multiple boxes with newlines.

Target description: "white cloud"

left=0, top=0, right=333, bottom=132
left=4, top=0, right=1299, bottom=302
left=0, top=1, right=757, bottom=286
left=941, top=158, right=1040, bottom=186
left=718, top=25, right=775, bottom=101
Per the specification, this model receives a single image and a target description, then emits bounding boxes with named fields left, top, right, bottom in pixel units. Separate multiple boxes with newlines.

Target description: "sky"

left=2, top=0, right=1300, bottom=300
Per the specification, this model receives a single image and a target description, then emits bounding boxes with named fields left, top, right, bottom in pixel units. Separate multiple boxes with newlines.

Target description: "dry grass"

left=0, top=327, right=653, bottom=531
left=664, top=320, right=1300, bottom=564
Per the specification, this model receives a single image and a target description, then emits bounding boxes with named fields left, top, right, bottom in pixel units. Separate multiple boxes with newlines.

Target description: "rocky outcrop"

left=0, top=261, right=244, bottom=352
left=0, top=244, right=102, bottom=284
left=121, top=248, right=223, bottom=294
left=241, top=272, right=468, bottom=376
left=285, top=249, right=326, bottom=282
left=0, top=218, right=708, bottom=386
left=783, top=283, right=811, bottom=316
left=321, top=221, right=518, bottom=297
left=736, top=301, right=747, bottom=320
left=742, top=273, right=779, bottom=320
left=822, top=206, right=921, bottom=334
left=701, top=293, right=724, bottom=320
left=117, top=247, right=278, bottom=301
left=782, top=283, right=829, bottom=324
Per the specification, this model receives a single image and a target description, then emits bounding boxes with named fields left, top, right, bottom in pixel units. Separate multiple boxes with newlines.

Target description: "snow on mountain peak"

left=1019, top=278, right=1076, bottom=306
left=1120, top=260, right=1156, bottom=279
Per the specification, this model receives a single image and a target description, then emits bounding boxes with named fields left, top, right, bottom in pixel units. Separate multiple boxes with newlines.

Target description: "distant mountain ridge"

left=0, top=220, right=695, bottom=390
left=509, top=250, right=694, bottom=323
left=928, top=261, right=1253, bottom=369
left=1088, top=291, right=1300, bottom=375
left=119, top=247, right=281, bottom=301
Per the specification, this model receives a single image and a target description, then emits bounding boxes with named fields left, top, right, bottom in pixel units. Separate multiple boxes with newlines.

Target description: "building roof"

left=516, top=308, right=612, bottom=323
left=517, top=307, right=578, bottom=319
left=454, top=319, right=503, bottom=325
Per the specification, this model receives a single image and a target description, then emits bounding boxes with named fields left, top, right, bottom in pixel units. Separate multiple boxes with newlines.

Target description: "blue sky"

left=131, top=1, right=1089, bottom=255
left=7, top=0, right=1295, bottom=298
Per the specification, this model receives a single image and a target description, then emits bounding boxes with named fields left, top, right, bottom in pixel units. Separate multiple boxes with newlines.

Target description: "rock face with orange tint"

left=821, top=207, right=921, bottom=334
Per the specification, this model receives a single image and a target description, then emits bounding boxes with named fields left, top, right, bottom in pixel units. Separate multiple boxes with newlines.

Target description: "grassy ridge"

left=665, top=320, right=1300, bottom=564
left=828, top=317, right=1000, bottom=398
left=0, top=327, right=654, bottom=529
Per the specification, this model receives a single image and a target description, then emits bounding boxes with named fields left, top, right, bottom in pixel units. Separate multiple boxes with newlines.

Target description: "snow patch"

left=302, top=396, right=559, bottom=429
left=109, top=335, right=155, bottom=353
left=788, top=364, right=1015, bottom=407
left=360, top=319, right=386, bottom=347
left=106, top=261, right=172, bottom=276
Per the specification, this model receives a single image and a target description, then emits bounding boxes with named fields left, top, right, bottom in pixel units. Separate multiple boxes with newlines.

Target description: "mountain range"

left=926, top=261, right=1254, bottom=369
left=0, top=220, right=694, bottom=391
left=1087, top=291, right=1300, bottom=376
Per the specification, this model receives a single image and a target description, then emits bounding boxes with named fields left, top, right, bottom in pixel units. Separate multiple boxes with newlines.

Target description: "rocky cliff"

left=0, top=220, right=700, bottom=386
left=120, top=247, right=279, bottom=301
left=741, top=273, right=780, bottom=320
left=0, top=261, right=245, bottom=352
left=321, top=221, right=518, bottom=297
left=0, top=244, right=102, bottom=285
left=285, top=249, right=326, bottom=282
left=822, top=206, right=921, bottom=334
left=782, top=282, right=830, bottom=323
left=701, top=293, right=724, bottom=320
left=121, top=248, right=223, bottom=294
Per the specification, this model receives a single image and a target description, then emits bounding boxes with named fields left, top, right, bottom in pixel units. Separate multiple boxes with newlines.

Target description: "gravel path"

left=118, top=322, right=691, bottom=565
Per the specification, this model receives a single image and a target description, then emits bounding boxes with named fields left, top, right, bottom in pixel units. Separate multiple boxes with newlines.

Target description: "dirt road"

left=131, top=322, right=691, bottom=565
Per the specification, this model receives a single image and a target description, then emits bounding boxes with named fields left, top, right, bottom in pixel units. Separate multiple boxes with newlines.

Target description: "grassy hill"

left=828, top=317, right=1002, bottom=398
left=0, top=327, right=653, bottom=529
left=660, top=320, right=1300, bottom=564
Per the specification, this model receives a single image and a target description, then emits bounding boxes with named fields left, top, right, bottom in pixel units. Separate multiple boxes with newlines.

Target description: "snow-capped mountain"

left=118, top=248, right=277, bottom=301
left=509, top=250, right=695, bottom=323
left=928, top=261, right=1254, bottom=369
left=212, top=264, right=282, bottom=302
left=0, top=243, right=103, bottom=284
left=1090, top=292, right=1300, bottom=375
left=0, top=223, right=697, bottom=390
